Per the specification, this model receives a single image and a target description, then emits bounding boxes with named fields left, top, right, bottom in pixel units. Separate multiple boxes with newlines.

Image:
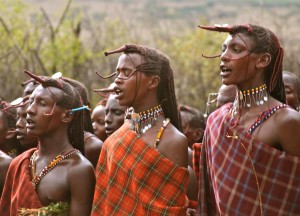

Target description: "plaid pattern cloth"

left=0, top=148, right=43, bottom=215
left=92, top=121, right=189, bottom=216
left=192, top=143, right=202, bottom=181
left=198, top=103, right=300, bottom=216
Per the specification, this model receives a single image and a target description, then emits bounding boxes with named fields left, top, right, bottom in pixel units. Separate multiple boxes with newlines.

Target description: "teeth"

left=115, top=89, right=121, bottom=95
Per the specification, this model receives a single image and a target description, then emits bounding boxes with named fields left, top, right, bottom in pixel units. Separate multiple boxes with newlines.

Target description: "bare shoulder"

left=0, top=152, right=12, bottom=172
left=67, top=152, right=95, bottom=178
left=158, top=123, right=188, bottom=167
left=84, top=134, right=103, bottom=154
left=67, top=152, right=95, bottom=215
left=275, top=107, right=300, bottom=156
left=276, top=107, right=300, bottom=130
left=0, top=152, right=12, bottom=165
left=84, top=135, right=103, bottom=168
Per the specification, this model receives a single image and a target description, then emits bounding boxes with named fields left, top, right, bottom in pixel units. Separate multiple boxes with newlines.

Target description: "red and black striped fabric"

left=0, top=148, right=42, bottom=215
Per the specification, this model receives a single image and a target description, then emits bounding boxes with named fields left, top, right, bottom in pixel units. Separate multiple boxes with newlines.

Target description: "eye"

left=39, top=101, right=47, bottom=107
left=114, top=110, right=125, bottom=116
left=233, top=47, right=241, bottom=53
left=124, top=69, right=131, bottom=77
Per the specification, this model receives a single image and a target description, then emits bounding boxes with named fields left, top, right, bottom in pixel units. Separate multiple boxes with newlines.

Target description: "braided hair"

left=61, top=77, right=94, bottom=134
left=24, top=71, right=85, bottom=155
left=199, top=24, right=285, bottom=103
left=105, top=45, right=182, bottom=131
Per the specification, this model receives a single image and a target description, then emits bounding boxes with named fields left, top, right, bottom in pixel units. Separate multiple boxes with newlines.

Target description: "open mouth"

left=26, top=118, right=35, bottom=129
left=15, top=130, right=25, bottom=140
left=114, top=87, right=122, bottom=96
left=220, top=65, right=231, bottom=76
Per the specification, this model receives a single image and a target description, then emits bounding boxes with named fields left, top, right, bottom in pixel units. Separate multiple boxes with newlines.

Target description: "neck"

left=38, top=129, right=72, bottom=157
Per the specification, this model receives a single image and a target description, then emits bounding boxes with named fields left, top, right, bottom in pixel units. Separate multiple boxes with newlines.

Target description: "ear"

left=61, top=110, right=74, bottom=124
left=6, top=128, right=16, bottom=139
left=256, top=53, right=271, bottom=69
left=148, top=75, right=161, bottom=90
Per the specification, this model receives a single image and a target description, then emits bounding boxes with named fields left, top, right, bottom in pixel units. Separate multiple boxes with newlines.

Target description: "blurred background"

left=0, top=0, right=299, bottom=113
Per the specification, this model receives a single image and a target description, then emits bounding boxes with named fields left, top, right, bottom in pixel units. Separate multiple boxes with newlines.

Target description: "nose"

left=26, top=101, right=36, bottom=116
left=105, top=112, right=112, bottom=124
left=16, top=117, right=25, bottom=129
left=220, top=49, right=230, bottom=62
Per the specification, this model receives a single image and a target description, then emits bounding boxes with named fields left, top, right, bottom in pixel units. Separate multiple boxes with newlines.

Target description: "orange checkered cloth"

left=0, top=148, right=43, bottom=215
left=92, top=121, right=189, bottom=216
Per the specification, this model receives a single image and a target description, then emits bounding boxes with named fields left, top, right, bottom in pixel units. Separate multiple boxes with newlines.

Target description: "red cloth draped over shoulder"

left=92, top=121, right=189, bottom=216
left=0, top=148, right=42, bottom=215
left=198, top=103, right=300, bottom=215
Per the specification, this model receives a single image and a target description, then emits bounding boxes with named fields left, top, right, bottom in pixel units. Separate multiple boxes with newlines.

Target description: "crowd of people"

left=0, top=23, right=300, bottom=215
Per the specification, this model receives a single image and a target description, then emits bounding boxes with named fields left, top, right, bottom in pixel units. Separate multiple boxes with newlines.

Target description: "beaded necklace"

left=154, top=118, right=170, bottom=148
left=29, top=149, right=79, bottom=189
left=130, top=105, right=164, bottom=134
left=240, top=84, right=269, bottom=108
left=248, top=104, right=288, bottom=134
left=232, top=84, right=269, bottom=116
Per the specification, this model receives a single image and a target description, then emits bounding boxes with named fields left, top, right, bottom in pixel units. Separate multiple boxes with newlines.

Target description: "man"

left=0, top=71, right=95, bottom=215
left=283, top=70, right=300, bottom=112
left=104, top=92, right=126, bottom=137
left=92, top=44, right=189, bottom=215
left=196, top=24, right=300, bottom=215
left=15, top=96, right=39, bottom=150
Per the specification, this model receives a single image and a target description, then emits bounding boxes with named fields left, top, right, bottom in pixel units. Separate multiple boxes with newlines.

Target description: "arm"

left=278, top=109, right=300, bottom=157
left=68, top=159, right=95, bottom=216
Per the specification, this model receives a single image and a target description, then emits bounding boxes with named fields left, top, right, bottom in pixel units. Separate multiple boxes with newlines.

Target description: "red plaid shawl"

left=193, top=143, right=202, bottom=181
left=198, top=103, right=300, bottom=215
left=92, top=121, right=189, bottom=216
left=0, top=148, right=43, bottom=215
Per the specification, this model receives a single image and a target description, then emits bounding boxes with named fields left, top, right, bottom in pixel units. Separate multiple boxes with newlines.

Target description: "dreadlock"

left=61, top=77, right=94, bottom=134
left=105, top=44, right=182, bottom=131
left=199, top=24, right=285, bottom=103
left=24, top=71, right=85, bottom=155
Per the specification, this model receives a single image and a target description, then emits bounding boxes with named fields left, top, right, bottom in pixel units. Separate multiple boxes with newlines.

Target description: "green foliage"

left=18, top=201, right=69, bottom=216
left=0, top=0, right=299, bottom=115
left=158, top=29, right=226, bottom=111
